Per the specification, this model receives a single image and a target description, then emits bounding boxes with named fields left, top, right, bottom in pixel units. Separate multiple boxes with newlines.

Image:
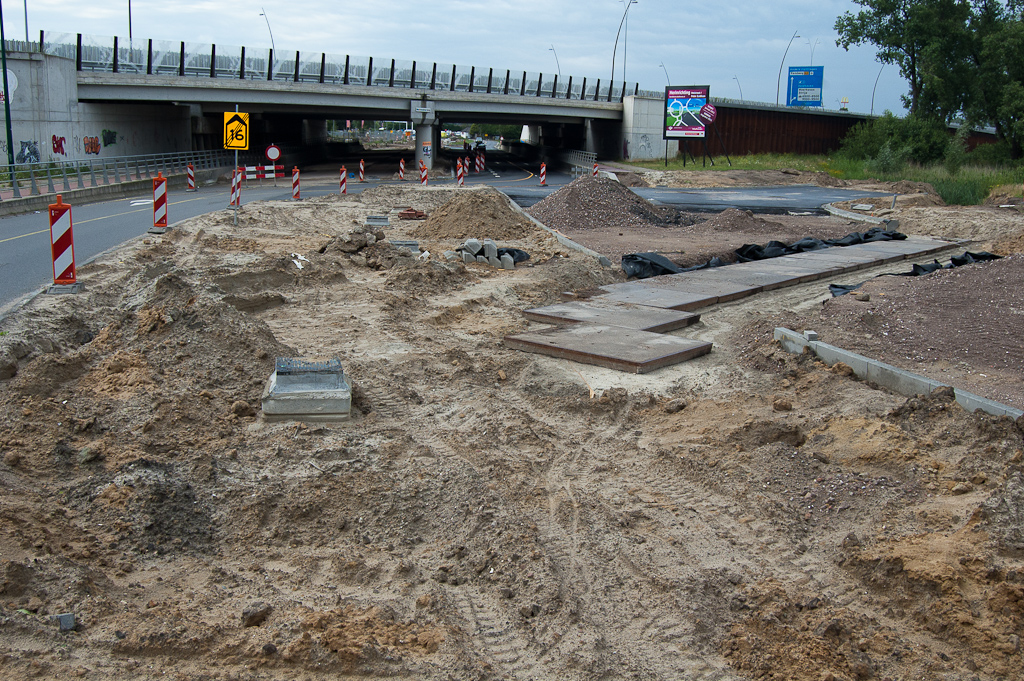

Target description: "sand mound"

left=411, top=187, right=540, bottom=241
left=527, top=176, right=690, bottom=232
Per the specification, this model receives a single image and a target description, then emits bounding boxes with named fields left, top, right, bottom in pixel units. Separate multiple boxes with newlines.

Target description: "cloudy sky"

left=14, top=0, right=909, bottom=117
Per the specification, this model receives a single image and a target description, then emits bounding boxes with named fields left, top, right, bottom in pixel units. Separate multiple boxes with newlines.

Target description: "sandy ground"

left=0, top=172, right=1022, bottom=681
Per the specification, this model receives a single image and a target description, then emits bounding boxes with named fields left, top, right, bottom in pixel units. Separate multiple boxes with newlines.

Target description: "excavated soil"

left=0, top=174, right=1022, bottom=681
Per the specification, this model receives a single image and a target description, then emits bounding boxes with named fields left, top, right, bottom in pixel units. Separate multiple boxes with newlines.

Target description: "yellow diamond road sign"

left=224, top=112, right=249, bottom=150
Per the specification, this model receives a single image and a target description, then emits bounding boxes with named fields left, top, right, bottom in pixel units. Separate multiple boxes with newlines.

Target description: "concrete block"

left=488, top=256, right=501, bottom=267
left=389, top=239, right=419, bottom=251
left=54, top=613, right=76, bottom=631
left=500, top=254, right=515, bottom=269
left=483, top=239, right=498, bottom=259
left=463, top=252, right=475, bottom=264
left=810, top=342, right=871, bottom=377
left=463, top=238, right=482, bottom=255
left=803, top=330, right=819, bottom=341
left=773, top=327, right=810, bottom=354
left=476, top=255, right=488, bottom=264
left=954, top=390, right=1024, bottom=419
left=261, top=358, right=351, bottom=421
left=443, top=250, right=460, bottom=262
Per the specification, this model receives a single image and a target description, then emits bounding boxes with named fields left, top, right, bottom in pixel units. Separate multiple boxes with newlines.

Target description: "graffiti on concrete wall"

left=101, top=129, right=118, bottom=147
left=52, top=135, right=67, bottom=156
left=636, top=133, right=653, bottom=158
left=83, top=136, right=101, bottom=154
left=16, top=141, right=39, bottom=163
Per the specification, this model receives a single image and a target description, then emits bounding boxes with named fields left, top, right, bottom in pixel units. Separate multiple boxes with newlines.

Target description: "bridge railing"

left=0, top=149, right=248, bottom=202
left=40, top=32, right=642, bottom=103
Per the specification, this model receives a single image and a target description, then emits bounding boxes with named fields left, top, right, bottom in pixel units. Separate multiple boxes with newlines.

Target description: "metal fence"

left=37, top=32, right=644, bottom=103
left=0, top=149, right=247, bottom=201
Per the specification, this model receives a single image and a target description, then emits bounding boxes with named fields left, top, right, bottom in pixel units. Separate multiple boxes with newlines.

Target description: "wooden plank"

left=523, top=300, right=699, bottom=333
left=505, top=324, right=713, bottom=374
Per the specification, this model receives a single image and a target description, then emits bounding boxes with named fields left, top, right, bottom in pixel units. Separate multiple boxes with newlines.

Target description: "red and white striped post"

left=592, top=163, right=599, bottom=177
left=230, top=168, right=242, bottom=206
left=539, top=162, right=547, bottom=186
left=359, top=158, right=365, bottom=182
left=151, top=172, right=168, bottom=232
left=399, top=158, right=405, bottom=181
left=48, top=195, right=76, bottom=286
left=186, top=163, right=196, bottom=191
left=340, top=166, right=347, bottom=194
left=480, top=151, right=486, bottom=172
left=456, top=158, right=464, bottom=187
left=292, top=166, right=300, bottom=200
left=419, top=161, right=428, bottom=186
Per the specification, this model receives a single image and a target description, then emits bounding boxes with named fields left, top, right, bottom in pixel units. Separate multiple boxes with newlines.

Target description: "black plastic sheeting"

left=828, top=251, right=1002, bottom=296
left=622, top=228, right=907, bottom=279
left=498, top=248, right=531, bottom=263
left=735, top=227, right=906, bottom=262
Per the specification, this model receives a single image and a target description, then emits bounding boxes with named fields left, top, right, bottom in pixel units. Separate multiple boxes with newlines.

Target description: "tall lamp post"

left=806, top=37, right=820, bottom=65
left=733, top=75, right=743, bottom=101
left=0, top=1, right=15, bottom=166
left=611, top=0, right=637, bottom=84
left=776, top=30, right=799, bottom=106
left=549, top=45, right=561, bottom=78
left=260, top=7, right=276, bottom=65
left=871, top=64, right=884, bottom=115
left=659, top=62, right=670, bottom=85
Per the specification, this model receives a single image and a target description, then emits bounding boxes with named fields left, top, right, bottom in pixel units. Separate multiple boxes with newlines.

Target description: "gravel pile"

left=412, top=187, right=540, bottom=241
left=527, top=176, right=698, bottom=232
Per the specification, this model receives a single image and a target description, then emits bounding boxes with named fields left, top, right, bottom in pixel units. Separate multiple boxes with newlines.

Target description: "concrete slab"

left=523, top=300, right=700, bottom=332
left=505, top=324, right=712, bottom=374
left=595, top=283, right=717, bottom=311
left=631, top=275, right=761, bottom=302
left=672, top=267, right=796, bottom=290
left=261, top=358, right=352, bottom=421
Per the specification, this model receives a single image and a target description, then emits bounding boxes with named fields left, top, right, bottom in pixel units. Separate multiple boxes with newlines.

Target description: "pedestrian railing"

left=33, top=32, right=660, bottom=102
left=0, top=150, right=250, bottom=201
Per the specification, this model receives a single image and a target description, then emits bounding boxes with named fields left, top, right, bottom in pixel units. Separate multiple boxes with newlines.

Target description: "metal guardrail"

left=0, top=150, right=248, bottom=201
left=559, top=149, right=598, bottom=177
left=34, top=32, right=642, bottom=104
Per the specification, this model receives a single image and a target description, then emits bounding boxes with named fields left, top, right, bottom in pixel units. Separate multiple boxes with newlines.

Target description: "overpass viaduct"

left=1, top=33, right=877, bottom=172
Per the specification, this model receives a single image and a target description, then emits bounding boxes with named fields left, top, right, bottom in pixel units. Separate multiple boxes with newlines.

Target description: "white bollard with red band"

left=419, top=161, right=428, bottom=186
left=456, top=158, right=464, bottom=187
left=230, top=168, right=242, bottom=206
left=399, top=158, right=405, bottom=181
left=186, top=163, right=196, bottom=191
left=480, top=151, right=486, bottom=172
left=592, top=163, right=599, bottom=177
left=49, top=195, right=77, bottom=286
left=151, top=172, right=168, bottom=233
left=292, top=166, right=300, bottom=200
left=539, top=162, right=547, bottom=186
left=359, top=159, right=365, bottom=182
left=340, top=166, right=347, bottom=194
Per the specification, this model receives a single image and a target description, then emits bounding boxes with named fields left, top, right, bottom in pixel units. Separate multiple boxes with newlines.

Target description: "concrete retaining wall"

left=774, top=327, right=1023, bottom=420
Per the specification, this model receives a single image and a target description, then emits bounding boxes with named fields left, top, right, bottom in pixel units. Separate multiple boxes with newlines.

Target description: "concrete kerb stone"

left=774, top=327, right=1023, bottom=420
left=822, top=203, right=888, bottom=224
left=503, top=194, right=613, bottom=267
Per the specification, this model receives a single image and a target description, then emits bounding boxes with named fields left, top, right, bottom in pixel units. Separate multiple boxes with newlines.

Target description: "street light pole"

left=733, top=75, right=743, bottom=101
left=260, top=7, right=276, bottom=57
left=549, top=45, right=561, bottom=78
left=659, top=62, right=670, bottom=85
left=776, top=30, right=799, bottom=106
left=0, top=1, right=15, bottom=166
left=611, top=0, right=636, bottom=85
left=871, top=64, right=884, bottom=115
left=807, top=37, right=820, bottom=65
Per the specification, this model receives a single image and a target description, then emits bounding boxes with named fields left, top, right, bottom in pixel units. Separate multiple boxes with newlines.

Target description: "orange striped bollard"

left=399, top=158, right=405, bottom=181
left=359, top=158, right=365, bottom=182
left=340, top=166, right=347, bottom=194
left=592, top=162, right=599, bottom=177
left=457, top=158, right=464, bottom=187
left=48, top=195, right=77, bottom=286
left=185, top=163, right=196, bottom=191
left=150, top=172, right=168, bottom=234
left=539, top=162, right=546, bottom=186
left=292, top=166, right=300, bottom=200
left=419, top=161, right=428, bottom=186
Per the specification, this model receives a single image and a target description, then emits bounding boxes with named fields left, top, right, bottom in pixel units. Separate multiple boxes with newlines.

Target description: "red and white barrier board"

left=539, top=162, right=547, bottom=186
left=419, top=161, right=428, bottom=186
left=340, top=167, right=347, bottom=194
left=359, top=159, right=365, bottom=182
left=456, top=158, right=464, bottom=187
left=48, top=195, right=76, bottom=285
left=399, top=158, right=405, bottom=181
left=243, top=165, right=284, bottom=180
left=186, top=163, right=196, bottom=191
left=592, top=163, right=599, bottom=177
left=152, top=172, right=168, bottom=232
left=292, top=166, right=300, bottom=200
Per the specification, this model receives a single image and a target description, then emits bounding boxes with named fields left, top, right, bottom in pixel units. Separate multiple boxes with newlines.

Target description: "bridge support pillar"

left=414, top=123, right=436, bottom=171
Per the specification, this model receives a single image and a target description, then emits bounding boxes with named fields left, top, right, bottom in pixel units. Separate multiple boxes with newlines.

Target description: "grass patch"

left=621, top=153, right=1024, bottom=206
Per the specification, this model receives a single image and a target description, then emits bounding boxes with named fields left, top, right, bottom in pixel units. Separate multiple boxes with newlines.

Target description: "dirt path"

left=0, top=174, right=1022, bottom=680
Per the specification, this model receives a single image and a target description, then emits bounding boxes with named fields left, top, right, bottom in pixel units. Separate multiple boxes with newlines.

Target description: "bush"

left=868, top=141, right=909, bottom=175
left=943, top=126, right=970, bottom=176
left=839, top=112, right=949, bottom=165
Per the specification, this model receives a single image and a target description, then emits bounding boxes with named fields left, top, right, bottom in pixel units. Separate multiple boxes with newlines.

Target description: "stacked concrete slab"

left=505, top=236, right=953, bottom=374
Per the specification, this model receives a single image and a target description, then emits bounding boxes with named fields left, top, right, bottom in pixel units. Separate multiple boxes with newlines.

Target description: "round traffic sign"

left=698, top=104, right=718, bottom=124
left=266, top=144, right=282, bottom=161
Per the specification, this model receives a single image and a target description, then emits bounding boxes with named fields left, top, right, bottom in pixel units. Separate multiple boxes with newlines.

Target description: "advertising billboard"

left=664, top=86, right=709, bottom=139
left=786, top=66, right=823, bottom=107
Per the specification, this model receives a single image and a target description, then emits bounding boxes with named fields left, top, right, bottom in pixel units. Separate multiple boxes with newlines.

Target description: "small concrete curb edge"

left=774, top=327, right=1023, bottom=420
